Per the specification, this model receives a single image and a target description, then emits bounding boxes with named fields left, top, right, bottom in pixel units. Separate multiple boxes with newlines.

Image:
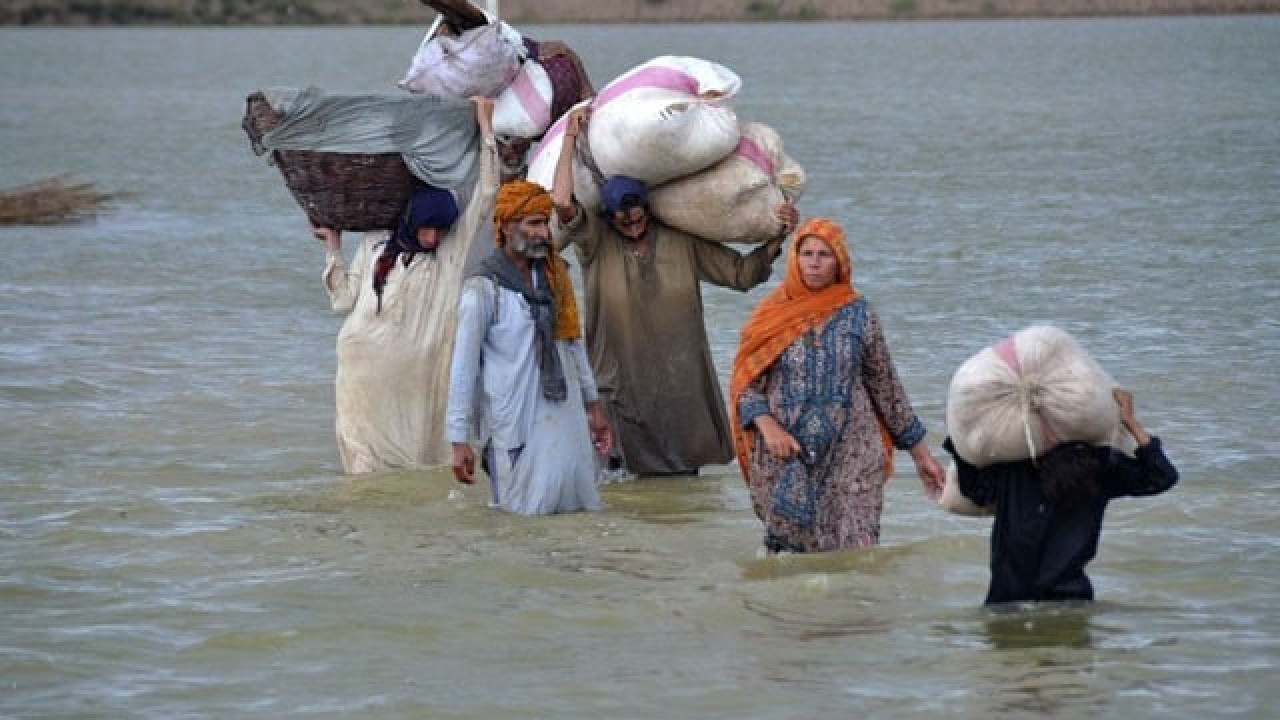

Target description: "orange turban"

left=493, top=180, right=555, bottom=244
left=729, top=217, right=895, bottom=486
left=493, top=180, right=581, bottom=342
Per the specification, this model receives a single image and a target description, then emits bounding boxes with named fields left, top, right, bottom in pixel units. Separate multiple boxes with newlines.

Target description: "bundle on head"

left=945, top=325, right=1133, bottom=467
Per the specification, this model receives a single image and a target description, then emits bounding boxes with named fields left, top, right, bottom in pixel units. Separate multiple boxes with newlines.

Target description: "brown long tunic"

left=556, top=207, right=777, bottom=475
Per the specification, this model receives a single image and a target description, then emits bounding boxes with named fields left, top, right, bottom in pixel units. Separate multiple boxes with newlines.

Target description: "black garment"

left=943, top=436, right=1178, bottom=606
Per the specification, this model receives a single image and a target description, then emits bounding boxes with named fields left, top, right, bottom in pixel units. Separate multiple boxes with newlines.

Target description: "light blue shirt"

left=446, top=275, right=597, bottom=448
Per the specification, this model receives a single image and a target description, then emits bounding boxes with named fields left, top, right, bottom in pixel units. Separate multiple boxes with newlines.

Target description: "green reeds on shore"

left=0, top=175, right=129, bottom=225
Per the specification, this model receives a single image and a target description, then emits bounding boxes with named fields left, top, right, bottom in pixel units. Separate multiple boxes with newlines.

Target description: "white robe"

left=322, top=139, right=498, bottom=474
left=446, top=275, right=602, bottom=515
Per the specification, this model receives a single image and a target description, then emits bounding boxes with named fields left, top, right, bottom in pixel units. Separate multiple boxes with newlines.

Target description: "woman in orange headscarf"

left=730, top=218, right=945, bottom=553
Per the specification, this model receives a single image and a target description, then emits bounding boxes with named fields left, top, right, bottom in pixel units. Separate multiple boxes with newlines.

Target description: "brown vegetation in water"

left=0, top=175, right=129, bottom=226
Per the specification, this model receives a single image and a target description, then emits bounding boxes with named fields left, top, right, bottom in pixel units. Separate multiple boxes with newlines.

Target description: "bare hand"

left=1113, top=387, right=1151, bottom=446
left=775, top=201, right=798, bottom=237
left=564, top=106, right=590, bottom=138
left=451, top=443, right=476, bottom=484
left=586, top=402, right=613, bottom=457
left=312, top=225, right=341, bottom=253
left=755, top=415, right=801, bottom=460
left=1113, top=388, right=1136, bottom=423
left=910, top=443, right=945, bottom=501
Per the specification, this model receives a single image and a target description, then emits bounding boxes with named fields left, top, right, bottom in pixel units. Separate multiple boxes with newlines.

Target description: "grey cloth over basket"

left=259, top=87, right=480, bottom=190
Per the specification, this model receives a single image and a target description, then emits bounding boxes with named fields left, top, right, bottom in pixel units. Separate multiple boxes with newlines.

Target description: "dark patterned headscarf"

left=372, top=184, right=459, bottom=312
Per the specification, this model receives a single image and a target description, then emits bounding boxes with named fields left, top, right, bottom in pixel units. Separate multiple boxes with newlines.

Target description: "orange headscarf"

left=729, top=217, right=895, bottom=484
left=494, top=180, right=582, bottom=341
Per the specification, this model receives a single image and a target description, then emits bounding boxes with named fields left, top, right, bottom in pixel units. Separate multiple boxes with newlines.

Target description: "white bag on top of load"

left=492, top=58, right=554, bottom=139
left=527, top=56, right=742, bottom=210
left=945, top=325, right=1132, bottom=468
left=398, top=21, right=524, bottom=99
left=648, top=121, right=806, bottom=244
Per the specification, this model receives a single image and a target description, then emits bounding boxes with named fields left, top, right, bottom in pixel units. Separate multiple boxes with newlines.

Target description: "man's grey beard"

left=508, top=231, right=550, bottom=259
left=522, top=242, right=551, bottom=259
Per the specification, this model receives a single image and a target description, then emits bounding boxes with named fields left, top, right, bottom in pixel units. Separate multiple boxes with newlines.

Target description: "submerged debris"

left=0, top=175, right=129, bottom=225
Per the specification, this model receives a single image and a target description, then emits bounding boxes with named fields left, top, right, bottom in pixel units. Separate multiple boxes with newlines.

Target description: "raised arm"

left=464, top=95, right=499, bottom=214
left=1104, top=388, right=1179, bottom=498
left=315, top=226, right=368, bottom=314
left=551, top=108, right=588, bottom=227
left=1115, top=388, right=1151, bottom=447
left=438, top=97, right=500, bottom=268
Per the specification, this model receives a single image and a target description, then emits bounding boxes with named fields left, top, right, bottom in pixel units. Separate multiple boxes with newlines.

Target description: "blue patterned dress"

left=736, top=298, right=926, bottom=552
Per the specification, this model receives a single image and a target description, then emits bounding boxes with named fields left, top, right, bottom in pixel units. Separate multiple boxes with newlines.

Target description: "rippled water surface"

left=1, top=17, right=1278, bottom=719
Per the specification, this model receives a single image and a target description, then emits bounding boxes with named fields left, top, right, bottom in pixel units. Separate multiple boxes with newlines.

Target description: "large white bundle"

left=945, top=325, right=1128, bottom=467
left=525, top=99, right=596, bottom=201
left=492, top=59, right=553, bottom=139
left=398, top=21, right=524, bottom=99
left=648, top=121, right=806, bottom=244
left=586, top=56, right=741, bottom=185
left=527, top=56, right=742, bottom=209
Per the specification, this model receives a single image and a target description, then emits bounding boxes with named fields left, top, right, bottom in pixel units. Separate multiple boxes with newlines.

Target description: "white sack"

left=937, top=461, right=994, bottom=517
left=398, top=22, right=524, bottom=99
left=648, top=121, right=806, bottom=244
left=525, top=99, right=601, bottom=207
left=945, top=325, right=1130, bottom=467
left=527, top=56, right=742, bottom=209
left=492, top=59, right=554, bottom=139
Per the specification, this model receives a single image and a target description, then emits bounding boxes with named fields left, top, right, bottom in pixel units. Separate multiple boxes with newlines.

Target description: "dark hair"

left=1037, top=441, right=1102, bottom=507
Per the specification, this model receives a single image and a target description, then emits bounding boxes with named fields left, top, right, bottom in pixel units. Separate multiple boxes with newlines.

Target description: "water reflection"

left=964, top=605, right=1108, bottom=717
left=980, top=603, right=1096, bottom=650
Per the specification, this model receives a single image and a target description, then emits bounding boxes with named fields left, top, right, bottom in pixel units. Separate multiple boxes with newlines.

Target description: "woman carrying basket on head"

left=312, top=96, right=499, bottom=475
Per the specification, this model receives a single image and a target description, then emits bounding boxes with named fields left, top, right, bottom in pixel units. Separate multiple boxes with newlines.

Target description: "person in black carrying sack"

left=943, top=388, right=1179, bottom=606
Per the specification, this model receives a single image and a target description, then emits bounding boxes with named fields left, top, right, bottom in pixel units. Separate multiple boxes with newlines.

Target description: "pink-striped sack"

left=493, top=59, right=554, bottom=139
left=945, top=325, right=1132, bottom=468
left=527, top=56, right=742, bottom=209
left=648, top=121, right=806, bottom=244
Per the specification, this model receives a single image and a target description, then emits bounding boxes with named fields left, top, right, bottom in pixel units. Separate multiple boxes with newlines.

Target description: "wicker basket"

left=242, top=91, right=415, bottom=232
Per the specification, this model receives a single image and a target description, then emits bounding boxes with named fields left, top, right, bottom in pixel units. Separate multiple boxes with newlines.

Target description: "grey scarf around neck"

left=473, top=248, right=567, bottom=402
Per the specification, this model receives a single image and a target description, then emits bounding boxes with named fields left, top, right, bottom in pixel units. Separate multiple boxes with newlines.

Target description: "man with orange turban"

left=445, top=179, right=613, bottom=515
